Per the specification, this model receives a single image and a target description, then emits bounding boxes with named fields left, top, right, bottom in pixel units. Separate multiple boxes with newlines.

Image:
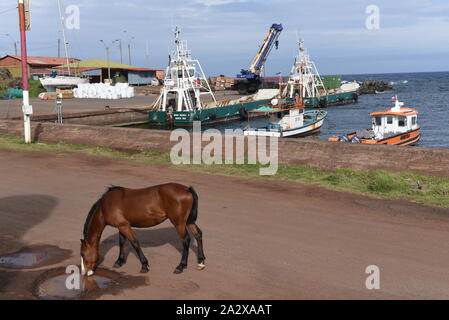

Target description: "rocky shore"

left=359, top=80, right=393, bottom=95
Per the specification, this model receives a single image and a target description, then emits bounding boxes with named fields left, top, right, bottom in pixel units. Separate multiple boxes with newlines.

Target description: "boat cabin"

left=369, top=99, right=419, bottom=140
left=268, top=107, right=304, bottom=131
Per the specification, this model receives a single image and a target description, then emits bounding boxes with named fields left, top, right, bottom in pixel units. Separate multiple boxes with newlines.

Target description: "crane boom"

left=248, top=23, right=283, bottom=76
left=233, top=24, right=283, bottom=95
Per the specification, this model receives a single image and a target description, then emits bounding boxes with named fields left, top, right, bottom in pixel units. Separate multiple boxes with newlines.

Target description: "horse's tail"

left=187, top=186, right=199, bottom=224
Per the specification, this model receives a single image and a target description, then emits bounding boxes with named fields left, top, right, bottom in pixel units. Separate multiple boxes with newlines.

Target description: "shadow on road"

left=0, top=194, right=58, bottom=298
left=100, top=226, right=200, bottom=266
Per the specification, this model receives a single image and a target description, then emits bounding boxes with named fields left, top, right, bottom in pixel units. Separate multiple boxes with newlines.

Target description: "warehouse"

left=0, top=54, right=79, bottom=78
left=56, top=59, right=164, bottom=85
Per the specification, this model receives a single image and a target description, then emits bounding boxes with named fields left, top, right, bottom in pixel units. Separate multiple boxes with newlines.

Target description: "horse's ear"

left=80, top=239, right=84, bottom=244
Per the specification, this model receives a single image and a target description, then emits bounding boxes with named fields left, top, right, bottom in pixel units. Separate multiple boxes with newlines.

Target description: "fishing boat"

left=328, top=97, right=420, bottom=145
left=148, top=27, right=279, bottom=127
left=244, top=97, right=327, bottom=138
left=282, top=40, right=359, bottom=108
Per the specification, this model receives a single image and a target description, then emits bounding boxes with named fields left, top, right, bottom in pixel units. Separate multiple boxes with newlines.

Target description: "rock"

left=359, top=80, right=393, bottom=95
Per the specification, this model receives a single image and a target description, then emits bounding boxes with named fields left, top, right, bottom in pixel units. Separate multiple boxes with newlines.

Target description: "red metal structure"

left=18, top=0, right=32, bottom=143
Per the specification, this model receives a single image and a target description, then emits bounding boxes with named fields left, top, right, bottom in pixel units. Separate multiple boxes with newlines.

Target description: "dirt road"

left=0, top=149, right=449, bottom=299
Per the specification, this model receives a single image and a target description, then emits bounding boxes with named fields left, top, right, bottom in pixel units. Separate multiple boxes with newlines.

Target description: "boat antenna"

left=174, top=26, right=180, bottom=45
left=296, top=29, right=303, bottom=48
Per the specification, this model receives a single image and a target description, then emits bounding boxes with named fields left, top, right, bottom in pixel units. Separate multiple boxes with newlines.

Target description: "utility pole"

left=100, top=40, right=111, bottom=81
left=128, top=37, right=135, bottom=65
left=113, top=39, right=123, bottom=64
left=106, top=47, right=111, bottom=80
left=18, top=0, right=32, bottom=143
left=146, top=40, right=150, bottom=67
left=4, top=34, right=18, bottom=55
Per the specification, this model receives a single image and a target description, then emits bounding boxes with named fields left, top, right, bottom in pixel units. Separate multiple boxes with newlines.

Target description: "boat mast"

left=288, top=39, right=326, bottom=99
left=57, top=0, right=71, bottom=75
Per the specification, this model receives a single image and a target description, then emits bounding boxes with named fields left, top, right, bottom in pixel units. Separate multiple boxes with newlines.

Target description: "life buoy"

left=350, top=136, right=361, bottom=143
left=239, top=106, right=249, bottom=120
left=338, top=135, right=350, bottom=142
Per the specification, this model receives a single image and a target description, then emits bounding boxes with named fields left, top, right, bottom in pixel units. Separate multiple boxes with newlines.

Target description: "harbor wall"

left=8, top=108, right=150, bottom=126
left=1, top=119, right=448, bottom=177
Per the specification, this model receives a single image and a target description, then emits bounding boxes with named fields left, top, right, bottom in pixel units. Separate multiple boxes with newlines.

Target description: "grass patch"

left=0, top=135, right=448, bottom=207
left=29, top=79, right=46, bottom=98
left=178, top=163, right=449, bottom=207
left=0, top=135, right=169, bottom=163
left=0, top=79, right=45, bottom=99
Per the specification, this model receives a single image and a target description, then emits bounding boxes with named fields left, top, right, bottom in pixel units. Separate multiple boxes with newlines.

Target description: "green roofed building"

left=55, top=59, right=164, bottom=85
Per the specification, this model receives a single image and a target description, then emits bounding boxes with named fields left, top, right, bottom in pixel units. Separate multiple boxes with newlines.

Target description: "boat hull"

left=375, top=129, right=421, bottom=146
left=303, top=90, right=358, bottom=108
left=39, top=76, right=88, bottom=92
left=329, top=128, right=421, bottom=146
left=244, top=111, right=327, bottom=138
left=148, top=98, right=272, bottom=126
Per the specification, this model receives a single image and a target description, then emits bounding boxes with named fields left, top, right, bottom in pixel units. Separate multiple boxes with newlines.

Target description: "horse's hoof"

left=140, top=265, right=150, bottom=273
left=173, top=265, right=186, bottom=274
left=196, top=263, right=206, bottom=271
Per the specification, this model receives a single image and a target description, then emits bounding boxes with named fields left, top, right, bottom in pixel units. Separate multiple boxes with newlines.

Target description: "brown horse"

left=80, top=183, right=205, bottom=276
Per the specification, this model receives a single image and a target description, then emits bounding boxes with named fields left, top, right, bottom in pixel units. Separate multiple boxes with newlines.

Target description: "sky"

left=0, top=0, right=448, bottom=76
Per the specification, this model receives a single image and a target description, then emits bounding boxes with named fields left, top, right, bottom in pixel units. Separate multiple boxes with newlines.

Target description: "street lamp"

left=113, top=39, right=122, bottom=64
left=123, top=30, right=135, bottom=65
left=146, top=40, right=150, bottom=67
left=128, top=36, right=135, bottom=65
left=99, top=40, right=111, bottom=81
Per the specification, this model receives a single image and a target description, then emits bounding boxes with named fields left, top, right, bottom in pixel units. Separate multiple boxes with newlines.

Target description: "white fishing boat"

left=244, top=97, right=327, bottom=138
left=148, top=27, right=279, bottom=126
left=282, top=39, right=359, bottom=107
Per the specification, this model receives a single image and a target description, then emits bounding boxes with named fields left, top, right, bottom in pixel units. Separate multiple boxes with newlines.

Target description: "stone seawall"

left=1, top=120, right=448, bottom=177
left=9, top=108, right=150, bottom=126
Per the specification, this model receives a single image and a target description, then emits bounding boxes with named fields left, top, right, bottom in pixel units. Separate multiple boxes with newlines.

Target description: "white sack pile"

left=73, top=83, right=135, bottom=99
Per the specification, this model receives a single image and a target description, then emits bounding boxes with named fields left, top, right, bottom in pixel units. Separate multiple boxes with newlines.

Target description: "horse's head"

left=80, top=239, right=99, bottom=276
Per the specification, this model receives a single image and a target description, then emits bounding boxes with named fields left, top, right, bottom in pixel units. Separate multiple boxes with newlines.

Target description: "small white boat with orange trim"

left=328, top=96, right=421, bottom=146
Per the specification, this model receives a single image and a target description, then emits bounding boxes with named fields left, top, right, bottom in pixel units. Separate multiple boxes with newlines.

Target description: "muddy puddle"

left=33, top=267, right=147, bottom=300
left=0, top=245, right=71, bottom=269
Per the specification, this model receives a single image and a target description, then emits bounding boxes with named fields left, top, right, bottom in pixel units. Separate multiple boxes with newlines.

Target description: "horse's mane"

left=83, top=186, right=124, bottom=239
